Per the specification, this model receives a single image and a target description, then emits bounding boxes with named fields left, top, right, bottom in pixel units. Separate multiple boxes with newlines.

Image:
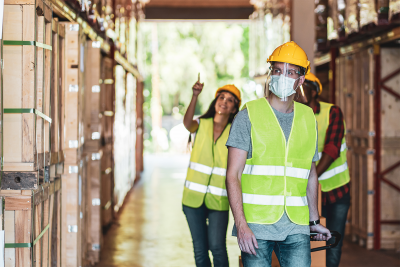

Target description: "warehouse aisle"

left=96, top=153, right=241, bottom=267
left=96, top=154, right=400, bottom=267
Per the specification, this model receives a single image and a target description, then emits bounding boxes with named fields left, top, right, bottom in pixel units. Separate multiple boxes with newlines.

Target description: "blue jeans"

left=322, top=191, right=350, bottom=267
left=183, top=204, right=229, bottom=267
left=241, top=234, right=311, bottom=267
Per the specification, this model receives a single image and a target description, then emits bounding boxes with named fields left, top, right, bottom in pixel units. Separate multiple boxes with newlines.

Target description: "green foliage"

left=141, top=22, right=250, bottom=115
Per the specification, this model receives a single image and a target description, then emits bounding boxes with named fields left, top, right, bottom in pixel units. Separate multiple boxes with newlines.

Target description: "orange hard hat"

left=267, top=41, right=310, bottom=75
left=305, top=72, right=323, bottom=95
left=215, top=84, right=242, bottom=107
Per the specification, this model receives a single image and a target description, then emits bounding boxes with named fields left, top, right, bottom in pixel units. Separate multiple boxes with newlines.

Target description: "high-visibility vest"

left=242, top=98, right=317, bottom=225
left=315, top=102, right=350, bottom=192
left=182, top=118, right=230, bottom=211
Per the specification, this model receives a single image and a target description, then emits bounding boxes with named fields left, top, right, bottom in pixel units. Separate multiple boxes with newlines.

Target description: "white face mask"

left=269, top=75, right=299, bottom=100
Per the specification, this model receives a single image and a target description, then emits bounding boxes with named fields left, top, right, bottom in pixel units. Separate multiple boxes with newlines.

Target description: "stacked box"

left=61, top=22, right=88, bottom=266
left=83, top=40, right=102, bottom=265
left=2, top=0, right=53, bottom=189
left=2, top=178, right=61, bottom=266
left=100, top=57, right=114, bottom=230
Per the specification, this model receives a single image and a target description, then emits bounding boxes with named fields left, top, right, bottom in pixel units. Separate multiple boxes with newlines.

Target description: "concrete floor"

left=97, top=154, right=400, bottom=267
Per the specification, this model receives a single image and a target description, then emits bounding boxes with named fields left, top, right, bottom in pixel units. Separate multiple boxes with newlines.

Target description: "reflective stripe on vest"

left=242, top=194, right=308, bottom=206
left=184, top=181, right=228, bottom=196
left=188, top=162, right=227, bottom=177
left=318, top=142, right=347, bottom=159
left=243, top=165, right=310, bottom=179
left=315, top=102, right=351, bottom=192
left=318, top=162, right=348, bottom=181
left=185, top=180, right=207, bottom=193
left=182, top=118, right=230, bottom=211
left=241, top=99, right=317, bottom=225
left=189, top=162, right=213, bottom=175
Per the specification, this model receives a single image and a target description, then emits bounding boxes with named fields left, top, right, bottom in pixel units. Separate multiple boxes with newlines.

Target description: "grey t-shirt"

left=226, top=107, right=319, bottom=241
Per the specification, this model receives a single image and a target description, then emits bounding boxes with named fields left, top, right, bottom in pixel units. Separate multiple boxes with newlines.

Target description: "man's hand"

left=310, top=224, right=332, bottom=241
left=237, top=224, right=258, bottom=255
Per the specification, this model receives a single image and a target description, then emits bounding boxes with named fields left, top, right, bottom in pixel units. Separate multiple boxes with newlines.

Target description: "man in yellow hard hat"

left=298, top=73, right=350, bottom=267
left=225, top=41, right=331, bottom=267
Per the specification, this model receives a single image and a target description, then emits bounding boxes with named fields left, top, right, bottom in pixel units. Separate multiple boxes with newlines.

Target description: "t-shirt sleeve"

left=312, top=121, right=319, bottom=162
left=226, top=109, right=252, bottom=153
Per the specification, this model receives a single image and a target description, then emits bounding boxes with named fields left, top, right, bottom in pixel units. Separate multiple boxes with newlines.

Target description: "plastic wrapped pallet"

left=315, top=0, right=328, bottom=50
left=327, top=0, right=339, bottom=40
left=345, top=0, right=360, bottom=35
left=359, top=0, right=377, bottom=28
left=390, top=0, right=400, bottom=22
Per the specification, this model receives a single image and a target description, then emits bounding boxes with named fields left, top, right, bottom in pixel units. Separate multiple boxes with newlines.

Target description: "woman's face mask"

left=269, top=75, right=300, bottom=100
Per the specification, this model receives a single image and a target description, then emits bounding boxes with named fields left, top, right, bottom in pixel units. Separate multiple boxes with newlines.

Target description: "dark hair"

left=303, top=80, right=319, bottom=99
left=198, top=90, right=240, bottom=124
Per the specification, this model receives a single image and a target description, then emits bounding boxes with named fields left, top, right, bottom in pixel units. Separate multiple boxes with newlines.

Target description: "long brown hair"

left=198, top=90, right=240, bottom=124
left=188, top=90, right=240, bottom=149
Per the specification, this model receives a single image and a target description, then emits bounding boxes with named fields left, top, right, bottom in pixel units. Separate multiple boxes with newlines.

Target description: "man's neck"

left=267, top=94, right=294, bottom=113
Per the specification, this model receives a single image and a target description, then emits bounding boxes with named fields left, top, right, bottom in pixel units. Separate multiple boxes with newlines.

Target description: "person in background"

left=298, top=72, right=350, bottom=267
left=182, top=77, right=241, bottom=267
left=225, top=41, right=331, bottom=267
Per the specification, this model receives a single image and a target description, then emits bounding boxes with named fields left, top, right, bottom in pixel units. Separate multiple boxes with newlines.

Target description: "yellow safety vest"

left=315, top=102, right=350, bottom=192
left=242, top=98, right=317, bottom=225
left=182, top=118, right=230, bottom=211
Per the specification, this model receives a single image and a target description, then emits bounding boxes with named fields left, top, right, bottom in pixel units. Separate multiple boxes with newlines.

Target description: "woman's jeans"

left=183, top=204, right=229, bottom=267
left=241, top=234, right=311, bottom=267
left=322, top=191, right=350, bottom=267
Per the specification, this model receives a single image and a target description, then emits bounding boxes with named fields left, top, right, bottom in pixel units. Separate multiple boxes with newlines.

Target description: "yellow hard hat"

left=215, top=84, right=241, bottom=107
left=267, top=41, right=310, bottom=75
left=305, top=72, right=323, bottom=95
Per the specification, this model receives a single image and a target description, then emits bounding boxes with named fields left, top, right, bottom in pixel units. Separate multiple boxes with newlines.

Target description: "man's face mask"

left=269, top=75, right=300, bottom=101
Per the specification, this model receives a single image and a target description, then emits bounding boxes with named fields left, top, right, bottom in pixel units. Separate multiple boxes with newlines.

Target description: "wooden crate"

left=1, top=178, right=61, bottom=267
left=100, top=56, right=114, bottom=145
left=100, top=147, right=113, bottom=230
left=86, top=156, right=102, bottom=264
left=2, top=0, right=53, bottom=189
left=379, top=47, right=400, bottom=250
left=61, top=158, right=88, bottom=267
left=336, top=48, right=375, bottom=249
left=50, top=19, right=66, bottom=166
left=62, top=21, right=80, bottom=165
left=136, top=80, right=144, bottom=179
left=83, top=41, right=102, bottom=264
left=61, top=22, right=89, bottom=266
left=49, top=20, right=66, bottom=186
left=100, top=56, right=114, bottom=229
left=336, top=45, right=400, bottom=250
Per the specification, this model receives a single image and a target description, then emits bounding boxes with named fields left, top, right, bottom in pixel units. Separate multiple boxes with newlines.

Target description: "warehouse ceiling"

left=143, top=0, right=254, bottom=20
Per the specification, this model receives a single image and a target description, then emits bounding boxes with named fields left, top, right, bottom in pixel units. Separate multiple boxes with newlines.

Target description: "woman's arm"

left=183, top=81, right=204, bottom=133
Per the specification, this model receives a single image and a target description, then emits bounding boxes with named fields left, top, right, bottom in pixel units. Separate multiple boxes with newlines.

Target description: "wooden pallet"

left=1, top=178, right=61, bottom=267
left=2, top=0, right=53, bottom=189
